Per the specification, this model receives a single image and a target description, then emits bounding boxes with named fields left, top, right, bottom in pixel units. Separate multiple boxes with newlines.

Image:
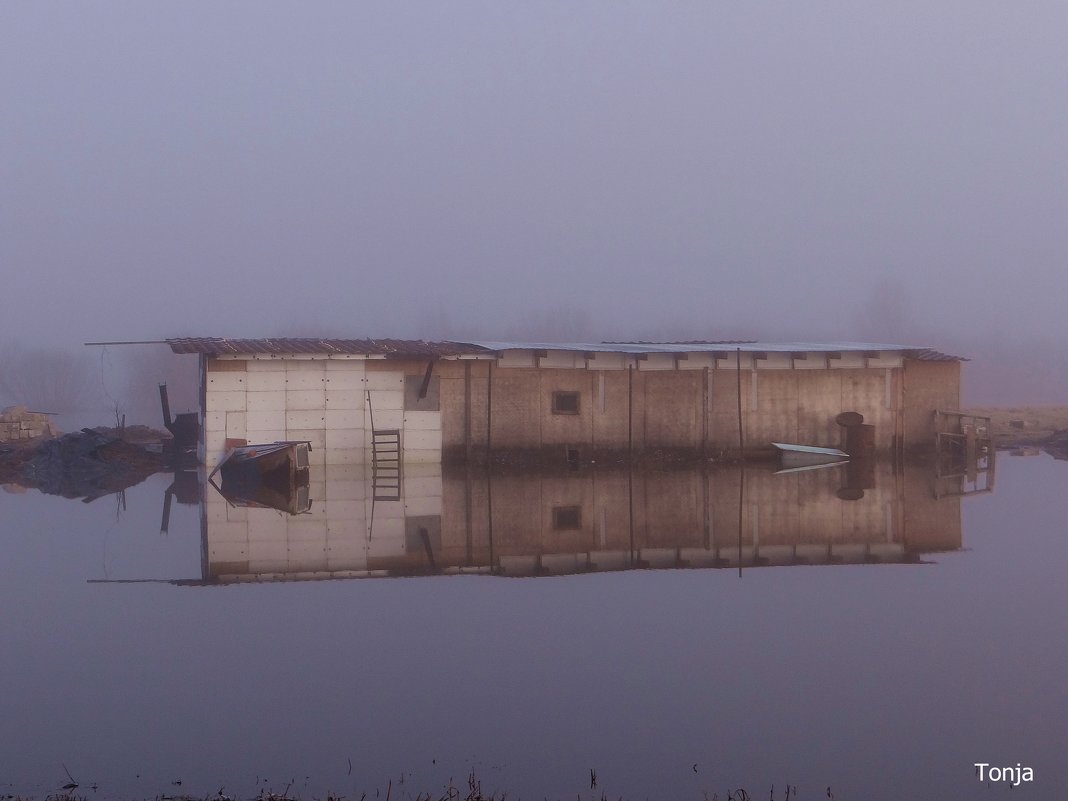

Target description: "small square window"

left=552, top=391, right=581, bottom=415
left=552, top=506, right=582, bottom=530
left=404, top=375, right=440, bottom=411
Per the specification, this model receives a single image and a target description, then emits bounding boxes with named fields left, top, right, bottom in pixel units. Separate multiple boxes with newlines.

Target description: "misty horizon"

left=4, top=2, right=1068, bottom=410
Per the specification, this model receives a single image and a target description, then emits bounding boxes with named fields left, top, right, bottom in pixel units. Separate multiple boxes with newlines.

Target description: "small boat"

left=771, top=442, right=849, bottom=470
left=208, top=441, right=311, bottom=493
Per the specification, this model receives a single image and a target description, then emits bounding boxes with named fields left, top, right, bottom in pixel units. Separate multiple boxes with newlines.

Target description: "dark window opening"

left=552, top=506, right=582, bottom=530
left=552, top=391, right=581, bottom=415
left=404, top=375, right=440, bottom=411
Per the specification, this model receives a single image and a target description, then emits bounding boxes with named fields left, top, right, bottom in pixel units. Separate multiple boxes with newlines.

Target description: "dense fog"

left=4, top=3, right=1067, bottom=417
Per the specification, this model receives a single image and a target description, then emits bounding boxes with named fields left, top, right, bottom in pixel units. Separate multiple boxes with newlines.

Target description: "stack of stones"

left=0, top=406, right=59, bottom=441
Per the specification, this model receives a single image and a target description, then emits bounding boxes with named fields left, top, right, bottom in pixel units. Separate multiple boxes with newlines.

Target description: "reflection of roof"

left=168, top=338, right=966, bottom=361
left=187, top=542, right=926, bottom=585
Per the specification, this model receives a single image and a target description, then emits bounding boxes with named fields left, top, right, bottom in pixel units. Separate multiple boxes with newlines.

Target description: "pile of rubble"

left=1041, top=429, right=1068, bottom=461
left=1, top=427, right=169, bottom=501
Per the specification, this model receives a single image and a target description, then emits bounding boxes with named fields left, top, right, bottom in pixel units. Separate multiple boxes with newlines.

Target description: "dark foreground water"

left=1, top=455, right=1064, bottom=801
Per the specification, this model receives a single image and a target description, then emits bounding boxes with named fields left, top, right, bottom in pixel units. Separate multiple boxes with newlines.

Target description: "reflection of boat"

left=772, top=442, right=849, bottom=469
left=215, top=479, right=312, bottom=515
left=207, top=441, right=313, bottom=515
left=209, top=441, right=311, bottom=490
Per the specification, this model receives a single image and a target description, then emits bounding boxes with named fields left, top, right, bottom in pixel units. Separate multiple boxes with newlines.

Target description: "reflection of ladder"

left=367, top=390, right=401, bottom=501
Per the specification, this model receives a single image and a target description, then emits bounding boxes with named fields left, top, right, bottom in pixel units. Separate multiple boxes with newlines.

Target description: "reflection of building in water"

left=199, top=461, right=967, bottom=584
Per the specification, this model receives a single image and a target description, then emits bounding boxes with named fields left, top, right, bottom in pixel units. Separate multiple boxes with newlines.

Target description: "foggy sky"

left=3, top=3, right=1068, bottom=401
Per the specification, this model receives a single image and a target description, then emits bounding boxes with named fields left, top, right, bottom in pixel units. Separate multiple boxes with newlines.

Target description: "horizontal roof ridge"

left=166, top=337, right=966, bottom=361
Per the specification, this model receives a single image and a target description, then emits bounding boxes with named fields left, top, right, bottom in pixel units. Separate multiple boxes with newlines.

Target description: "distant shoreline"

left=964, top=405, right=1068, bottom=454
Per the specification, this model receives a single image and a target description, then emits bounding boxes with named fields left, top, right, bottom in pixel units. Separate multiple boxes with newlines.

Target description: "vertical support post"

left=627, top=364, right=633, bottom=461
left=736, top=348, right=745, bottom=461
left=486, top=361, right=493, bottom=461
left=463, top=361, right=472, bottom=464
left=701, top=365, right=709, bottom=458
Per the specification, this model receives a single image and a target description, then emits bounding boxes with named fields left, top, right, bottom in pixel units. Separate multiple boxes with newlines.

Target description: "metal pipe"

left=159, top=383, right=173, bottom=430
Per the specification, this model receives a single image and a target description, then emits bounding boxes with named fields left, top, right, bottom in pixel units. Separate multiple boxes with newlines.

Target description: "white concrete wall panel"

left=225, top=412, right=247, bottom=439
left=758, top=353, right=792, bottom=369
left=206, top=391, right=246, bottom=413
left=678, top=353, right=716, bottom=370
left=323, top=499, right=365, bottom=521
left=246, top=410, right=286, bottom=432
left=244, top=359, right=286, bottom=372
left=324, top=370, right=366, bottom=389
left=326, top=390, right=365, bottom=409
left=286, top=389, right=326, bottom=409
left=637, top=353, right=675, bottom=370
left=831, top=353, right=866, bottom=369
left=285, top=410, right=326, bottom=430
left=247, top=510, right=289, bottom=538
left=323, top=447, right=364, bottom=465
left=246, top=391, right=286, bottom=412
left=225, top=504, right=247, bottom=523
left=403, top=449, right=442, bottom=463
left=365, top=372, right=404, bottom=391
left=207, top=372, right=247, bottom=391
left=368, top=389, right=403, bottom=410
left=540, top=351, right=579, bottom=369
left=325, top=409, right=364, bottom=429
left=245, top=429, right=286, bottom=444
left=498, top=350, right=536, bottom=368
left=285, top=428, right=326, bottom=450
left=403, top=474, right=442, bottom=498
left=210, top=520, right=250, bottom=544
left=403, top=429, right=442, bottom=452
left=246, top=371, right=287, bottom=391
left=588, top=352, right=627, bottom=370
left=325, top=360, right=368, bottom=371
left=285, top=360, right=327, bottom=372
left=367, top=408, right=403, bottom=430
left=247, top=540, right=288, bottom=562
left=402, top=411, right=441, bottom=430
left=402, top=495, right=442, bottom=516
left=285, top=372, right=326, bottom=391
left=324, top=427, right=365, bottom=448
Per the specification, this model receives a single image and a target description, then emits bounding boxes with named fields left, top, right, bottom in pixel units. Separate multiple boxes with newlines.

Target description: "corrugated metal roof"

left=168, top=337, right=965, bottom=361
left=167, top=338, right=493, bottom=357
left=469, top=340, right=966, bottom=359
left=909, top=348, right=966, bottom=362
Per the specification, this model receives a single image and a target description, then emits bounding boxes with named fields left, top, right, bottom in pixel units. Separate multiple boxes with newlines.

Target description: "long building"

left=167, top=337, right=965, bottom=468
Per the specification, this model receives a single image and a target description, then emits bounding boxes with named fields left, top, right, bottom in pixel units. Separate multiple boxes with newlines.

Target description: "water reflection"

left=196, top=459, right=977, bottom=584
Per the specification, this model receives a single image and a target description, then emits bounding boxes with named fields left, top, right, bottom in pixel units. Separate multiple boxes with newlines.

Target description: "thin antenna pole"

left=84, top=340, right=168, bottom=346
left=736, top=347, right=745, bottom=578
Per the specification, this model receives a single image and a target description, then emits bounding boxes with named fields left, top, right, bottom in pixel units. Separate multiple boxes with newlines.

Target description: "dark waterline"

left=0, top=456, right=1064, bottom=800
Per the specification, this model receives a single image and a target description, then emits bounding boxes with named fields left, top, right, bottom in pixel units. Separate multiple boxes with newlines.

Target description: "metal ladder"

left=366, top=390, right=402, bottom=501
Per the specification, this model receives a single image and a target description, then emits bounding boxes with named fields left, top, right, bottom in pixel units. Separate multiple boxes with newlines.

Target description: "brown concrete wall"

left=435, top=461, right=959, bottom=572
left=903, top=360, right=961, bottom=452
left=453, top=364, right=912, bottom=462
left=902, top=463, right=964, bottom=553
left=472, top=366, right=708, bottom=458
left=439, top=360, right=491, bottom=461
left=636, top=370, right=704, bottom=450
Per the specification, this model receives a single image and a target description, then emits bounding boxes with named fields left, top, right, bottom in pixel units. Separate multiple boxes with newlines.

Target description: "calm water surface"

left=1, top=455, right=1064, bottom=800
